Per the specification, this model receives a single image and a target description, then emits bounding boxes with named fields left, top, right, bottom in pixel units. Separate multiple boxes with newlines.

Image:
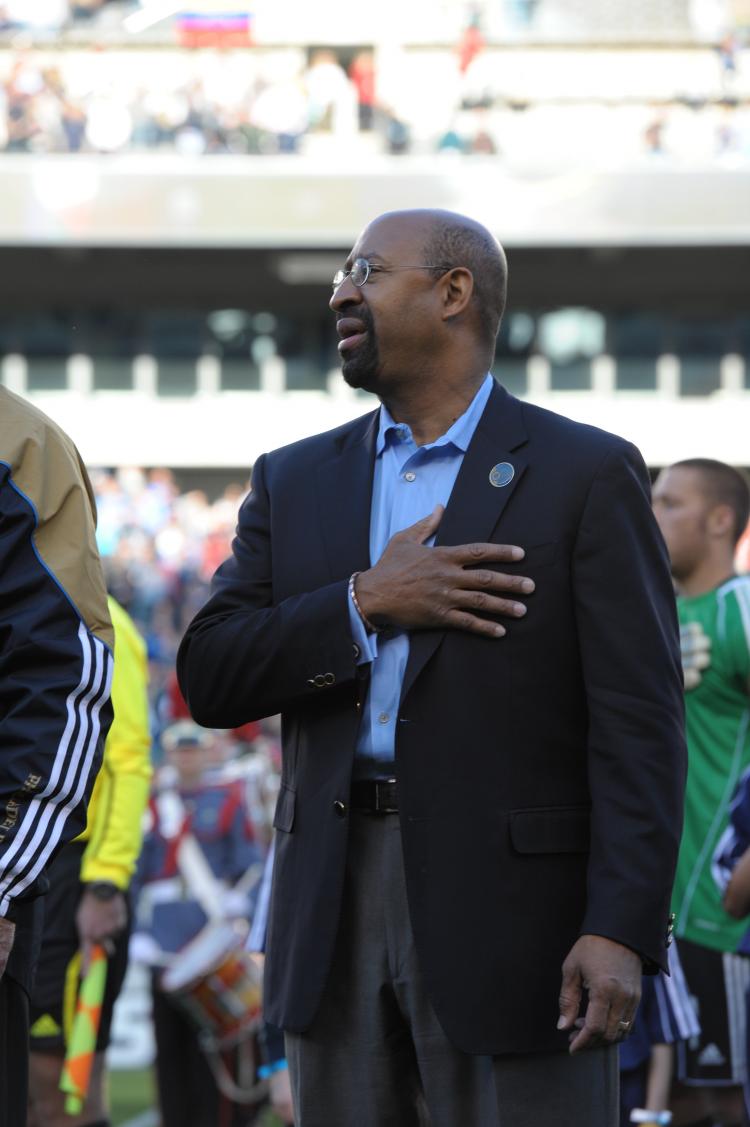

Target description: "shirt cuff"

left=348, top=589, right=378, bottom=664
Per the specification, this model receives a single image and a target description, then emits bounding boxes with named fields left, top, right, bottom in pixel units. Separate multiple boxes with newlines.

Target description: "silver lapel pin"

left=489, top=462, right=515, bottom=488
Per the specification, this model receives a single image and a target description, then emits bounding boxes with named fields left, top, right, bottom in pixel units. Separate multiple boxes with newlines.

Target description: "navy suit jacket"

left=178, top=382, right=686, bottom=1056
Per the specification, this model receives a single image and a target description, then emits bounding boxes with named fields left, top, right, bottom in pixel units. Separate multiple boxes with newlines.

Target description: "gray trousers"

left=285, top=811, right=618, bottom=1127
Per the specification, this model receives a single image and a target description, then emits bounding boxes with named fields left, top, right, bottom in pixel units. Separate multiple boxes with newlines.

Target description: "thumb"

left=557, top=960, right=582, bottom=1030
left=400, top=504, right=444, bottom=544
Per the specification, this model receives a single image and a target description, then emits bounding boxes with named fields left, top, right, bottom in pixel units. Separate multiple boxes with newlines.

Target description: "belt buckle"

left=375, top=777, right=397, bottom=814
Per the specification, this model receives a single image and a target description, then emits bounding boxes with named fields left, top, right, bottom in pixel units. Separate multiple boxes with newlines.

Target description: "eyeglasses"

left=332, top=257, right=447, bottom=292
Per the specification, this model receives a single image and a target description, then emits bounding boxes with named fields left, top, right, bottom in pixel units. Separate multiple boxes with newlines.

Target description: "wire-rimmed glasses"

left=332, top=257, right=447, bottom=292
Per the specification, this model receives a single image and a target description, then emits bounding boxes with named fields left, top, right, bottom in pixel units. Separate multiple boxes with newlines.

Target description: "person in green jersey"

left=653, top=457, right=750, bottom=1127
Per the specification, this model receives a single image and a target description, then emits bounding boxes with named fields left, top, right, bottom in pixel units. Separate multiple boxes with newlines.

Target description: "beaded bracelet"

left=349, top=572, right=381, bottom=634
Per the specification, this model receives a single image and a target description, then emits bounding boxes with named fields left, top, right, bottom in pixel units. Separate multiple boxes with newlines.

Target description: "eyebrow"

left=343, top=251, right=386, bottom=270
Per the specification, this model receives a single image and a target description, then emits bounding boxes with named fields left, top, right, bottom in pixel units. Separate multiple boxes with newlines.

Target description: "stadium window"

left=145, top=313, right=205, bottom=397
left=278, top=317, right=329, bottom=392
left=88, top=312, right=138, bottom=391
left=206, top=310, right=261, bottom=392
left=609, top=313, right=662, bottom=391
left=7, top=315, right=71, bottom=392
left=92, top=357, right=134, bottom=391
left=492, top=312, right=534, bottom=396
left=538, top=308, right=604, bottom=392
left=673, top=319, right=724, bottom=397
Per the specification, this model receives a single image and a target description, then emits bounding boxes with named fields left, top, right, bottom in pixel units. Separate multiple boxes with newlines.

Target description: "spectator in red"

left=349, top=51, right=376, bottom=132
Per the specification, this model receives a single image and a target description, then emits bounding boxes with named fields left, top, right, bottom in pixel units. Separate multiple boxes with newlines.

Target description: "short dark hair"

left=422, top=216, right=507, bottom=345
left=675, top=458, right=750, bottom=544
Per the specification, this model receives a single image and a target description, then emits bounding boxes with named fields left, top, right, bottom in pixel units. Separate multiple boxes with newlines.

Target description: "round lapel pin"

left=489, top=462, right=515, bottom=488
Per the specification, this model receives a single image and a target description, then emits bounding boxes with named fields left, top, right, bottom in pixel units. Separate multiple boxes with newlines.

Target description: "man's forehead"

left=349, top=213, right=430, bottom=262
left=657, top=466, right=706, bottom=498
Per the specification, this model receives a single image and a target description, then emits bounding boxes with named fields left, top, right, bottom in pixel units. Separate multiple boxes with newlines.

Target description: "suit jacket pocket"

left=489, top=540, right=557, bottom=574
left=518, top=541, right=557, bottom=568
left=508, top=804, right=590, bottom=854
left=273, top=783, right=296, bottom=833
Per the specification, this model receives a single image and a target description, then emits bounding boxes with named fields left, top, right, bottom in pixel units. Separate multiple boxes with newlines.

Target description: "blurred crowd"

left=0, top=36, right=748, bottom=160
left=92, top=466, right=248, bottom=743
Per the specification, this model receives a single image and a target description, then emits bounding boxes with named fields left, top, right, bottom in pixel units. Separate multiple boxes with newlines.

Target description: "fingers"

left=447, top=542, right=526, bottom=565
left=441, top=610, right=508, bottom=638
left=568, top=987, right=639, bottom=1054
left=567, top=992, right=610, bottom=1053
left=557, top=961, right=582, bottom=1033
left=451, top=588, right=529, bottom=618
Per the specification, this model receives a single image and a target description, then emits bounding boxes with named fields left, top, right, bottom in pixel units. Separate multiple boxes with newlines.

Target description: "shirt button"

left=404, top=472, right=416, bottom=482
left=378, top=712, right=390, bottom=724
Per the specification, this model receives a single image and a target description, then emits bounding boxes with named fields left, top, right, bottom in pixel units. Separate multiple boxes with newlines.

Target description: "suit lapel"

left=316, top=411, right=378, bottom=582
left=401, top=383, right=529, bottom=704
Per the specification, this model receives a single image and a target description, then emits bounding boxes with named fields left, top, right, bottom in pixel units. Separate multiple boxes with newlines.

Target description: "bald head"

left=370, top=209, right=508, bottom=347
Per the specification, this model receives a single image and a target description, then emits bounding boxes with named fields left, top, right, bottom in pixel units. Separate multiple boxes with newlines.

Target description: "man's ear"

left=708, top=502, right=734, bottom=540
left=440, top=267, right=474, bottom=322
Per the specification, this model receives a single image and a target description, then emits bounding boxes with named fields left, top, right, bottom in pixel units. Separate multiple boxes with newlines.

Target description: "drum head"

left=162, top=920, right=248, bottom=992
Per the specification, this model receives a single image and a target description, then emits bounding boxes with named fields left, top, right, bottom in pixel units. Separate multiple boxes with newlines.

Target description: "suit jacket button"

left=312, top=673, right=326, bottom=687
left=333, top=800, right=347, bottom=818
left=325, top=672, right=336, bottom=685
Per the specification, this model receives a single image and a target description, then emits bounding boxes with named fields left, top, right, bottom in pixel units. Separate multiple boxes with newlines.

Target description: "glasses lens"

left=351, top=259, right=369, bottom=287
left=332, top=269, right=346, bottom=290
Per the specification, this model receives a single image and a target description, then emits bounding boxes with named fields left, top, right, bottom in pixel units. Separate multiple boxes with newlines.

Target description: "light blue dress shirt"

left=348, top=374, right=493, bottom=771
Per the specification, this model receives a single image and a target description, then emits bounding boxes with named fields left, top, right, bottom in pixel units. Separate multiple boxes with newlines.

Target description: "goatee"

left=341, top=328, right=381, bottom=392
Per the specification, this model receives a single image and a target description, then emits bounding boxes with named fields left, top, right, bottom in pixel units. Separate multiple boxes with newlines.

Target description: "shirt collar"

left=376, top=373, right=493, bottom=457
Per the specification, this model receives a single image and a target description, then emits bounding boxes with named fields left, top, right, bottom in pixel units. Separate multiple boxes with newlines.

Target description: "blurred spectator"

left=437, top=123, right=466, bottom=153
left=384, top=107, right=411, bottom=154
left=457, top=9, right=486, bottom=75
left=304, top=48, right=356, bottom=136
left=717, top=30, right=740, bottom=92
left=644, top=111, right=667, bottom=155
left=349, top=50, right=377, bottom=131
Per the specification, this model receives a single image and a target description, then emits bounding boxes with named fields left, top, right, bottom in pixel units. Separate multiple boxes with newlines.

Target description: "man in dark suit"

left=178, top=209, right=686, bottom=1126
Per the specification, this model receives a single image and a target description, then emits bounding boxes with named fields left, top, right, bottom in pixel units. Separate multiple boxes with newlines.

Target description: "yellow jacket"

left=77, top=597, right=152, bottom=888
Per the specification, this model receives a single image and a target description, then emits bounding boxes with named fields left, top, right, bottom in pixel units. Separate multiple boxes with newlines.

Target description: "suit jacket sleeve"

left=177, top=453, right=359, bottom=728
left=572, top=441, right=686, bottom=970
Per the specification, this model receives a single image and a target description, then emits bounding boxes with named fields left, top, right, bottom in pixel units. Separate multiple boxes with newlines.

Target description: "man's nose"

left=329, top=275, right=362, bottom=313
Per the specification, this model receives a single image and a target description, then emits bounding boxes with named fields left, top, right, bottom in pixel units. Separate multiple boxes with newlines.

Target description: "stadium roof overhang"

left=3, top=155, right=749, bottom=249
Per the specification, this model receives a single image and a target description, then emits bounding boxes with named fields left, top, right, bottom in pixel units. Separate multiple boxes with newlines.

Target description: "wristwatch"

left=85, top=881, right=120, bottom=901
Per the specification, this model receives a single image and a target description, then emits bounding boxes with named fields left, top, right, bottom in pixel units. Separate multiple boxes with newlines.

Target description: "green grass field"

left=109, top=1069, right=284, bottom=1126
left=109, top=1068, right=154, bottom=1125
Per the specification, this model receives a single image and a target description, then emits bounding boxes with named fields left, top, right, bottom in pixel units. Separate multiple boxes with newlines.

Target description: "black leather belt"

left=350, top=777, right=398, bottom=814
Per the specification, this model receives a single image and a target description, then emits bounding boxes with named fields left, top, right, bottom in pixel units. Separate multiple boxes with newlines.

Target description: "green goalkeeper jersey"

left=672, top=576, right=750, bottom=952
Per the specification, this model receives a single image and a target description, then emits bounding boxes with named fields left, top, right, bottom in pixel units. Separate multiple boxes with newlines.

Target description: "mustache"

left=336, top=307, right=374, bottom=334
